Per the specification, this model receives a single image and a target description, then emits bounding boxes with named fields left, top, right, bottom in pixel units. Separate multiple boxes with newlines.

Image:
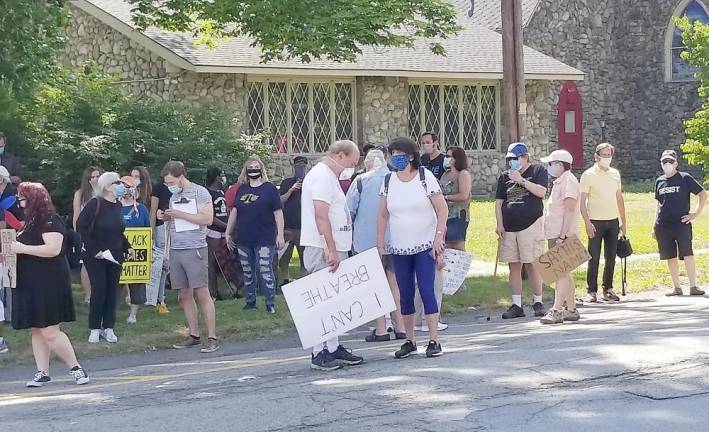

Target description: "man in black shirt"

left=653, top=150, right=706, bottom=296
left=495, top=143, right=549, bottom=320
left=206, top=168, right=241, bottom=300
left=278, top=156, right=308, bottom=284
left=420, top=132, right=445, bottom=180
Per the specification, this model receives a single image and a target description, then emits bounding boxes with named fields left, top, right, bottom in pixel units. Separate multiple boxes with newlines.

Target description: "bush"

left=20, top=66, right=270, bottom=214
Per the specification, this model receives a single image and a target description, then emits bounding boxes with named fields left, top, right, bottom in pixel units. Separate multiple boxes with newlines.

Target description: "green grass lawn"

left=467, top=192, right=709, bottom=262
left=1, top=190, right=706, bottom=366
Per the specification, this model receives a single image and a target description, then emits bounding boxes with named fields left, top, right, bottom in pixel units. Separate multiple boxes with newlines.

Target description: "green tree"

left=128, top=0, right=461, bottom=62
left=677, top=16, right=709, bottom=173
left=0, top=0, right=67, bottom=158
left=23, top=66, right=270, bottom=213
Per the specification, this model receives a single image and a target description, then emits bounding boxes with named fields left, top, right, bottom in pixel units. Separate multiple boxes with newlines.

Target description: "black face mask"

left=247, top=168, right=262, bottom=179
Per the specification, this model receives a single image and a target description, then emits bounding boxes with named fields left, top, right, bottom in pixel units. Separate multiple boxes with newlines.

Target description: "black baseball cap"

left=293, top=156, right=308, bottom=164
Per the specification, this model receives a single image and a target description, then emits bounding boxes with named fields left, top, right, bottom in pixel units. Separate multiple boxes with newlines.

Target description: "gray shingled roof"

left=72, top=0, right=581, bottom=80
left=454, top=0, right=542, bottom=30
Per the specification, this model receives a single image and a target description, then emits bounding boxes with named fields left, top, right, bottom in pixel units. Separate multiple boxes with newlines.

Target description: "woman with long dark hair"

left=131, top=166, right=152, bottom=208
left=11, top=182, right=90, bottom=387
left=73, top=166, right=101, bottom=304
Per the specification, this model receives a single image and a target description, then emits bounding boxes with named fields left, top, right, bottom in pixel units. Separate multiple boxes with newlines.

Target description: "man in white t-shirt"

left=301, top=140, right=365, bottom=371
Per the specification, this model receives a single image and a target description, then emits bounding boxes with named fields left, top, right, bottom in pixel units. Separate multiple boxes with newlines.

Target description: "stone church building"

left=62, top=0, right=705, bottom=192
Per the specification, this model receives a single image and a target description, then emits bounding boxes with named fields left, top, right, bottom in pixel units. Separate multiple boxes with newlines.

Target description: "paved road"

left=2, top=290, right=709, bottom=432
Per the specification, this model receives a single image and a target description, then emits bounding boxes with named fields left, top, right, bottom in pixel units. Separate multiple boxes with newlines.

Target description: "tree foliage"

left=128, top=0, right=461, bottom=62
left=0, top=0, right=66, bottom=101
left=22, top=66, right=270, bottom=213
left=677, top=16, right=709, bottom=173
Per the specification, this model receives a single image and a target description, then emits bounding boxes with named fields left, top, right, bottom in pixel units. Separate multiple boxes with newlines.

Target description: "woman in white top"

left=72, top=166, right=101, bottom=304
left=377, top=137, right=448, bottom=359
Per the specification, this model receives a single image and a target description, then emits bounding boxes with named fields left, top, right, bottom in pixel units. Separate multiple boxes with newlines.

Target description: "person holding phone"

left=277, top=156, right=308, bottom=285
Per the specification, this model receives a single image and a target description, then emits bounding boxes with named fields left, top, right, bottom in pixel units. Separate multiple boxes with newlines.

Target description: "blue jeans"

left=237, top=245, right=277, bottom=307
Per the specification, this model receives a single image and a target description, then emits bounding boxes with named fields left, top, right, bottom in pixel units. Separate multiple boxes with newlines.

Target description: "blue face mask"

left=114, top=184, right=127, bottom=199
left=508, top=159, right=521, bottom=171
left=390, top=154, right=410, bottom=171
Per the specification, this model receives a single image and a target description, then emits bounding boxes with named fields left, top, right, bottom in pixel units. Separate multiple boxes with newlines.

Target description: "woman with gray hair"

left=77, top=172, right=132, bottom=344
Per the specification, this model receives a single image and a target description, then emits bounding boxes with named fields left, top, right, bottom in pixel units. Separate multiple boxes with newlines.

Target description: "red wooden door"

left=557, top=81, right=584, bottom=166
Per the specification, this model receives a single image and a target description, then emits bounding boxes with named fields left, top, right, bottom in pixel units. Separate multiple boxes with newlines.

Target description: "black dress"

left=11, top=215, right=75, bottom=330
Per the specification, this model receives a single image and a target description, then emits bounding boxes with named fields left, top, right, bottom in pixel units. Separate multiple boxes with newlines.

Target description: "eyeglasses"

left=661, top=159, right=675, bottom=164
left=506, top=157, right=519, bottom=161
left=16, top=196, right=26, bottom=202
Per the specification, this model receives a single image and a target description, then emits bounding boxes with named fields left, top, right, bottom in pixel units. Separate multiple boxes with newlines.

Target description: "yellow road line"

left=0, top=354, right=309, bottom=401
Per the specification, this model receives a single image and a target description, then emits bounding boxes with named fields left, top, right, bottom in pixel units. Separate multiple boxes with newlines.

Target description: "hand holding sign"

left=532, top=235, right=590, bottom=285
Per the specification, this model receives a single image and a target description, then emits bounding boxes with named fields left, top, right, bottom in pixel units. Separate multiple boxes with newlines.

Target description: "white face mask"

left=597, top=157, right=612, bottom=169
left=443, top=157, right=452, bottom=170
left=134, top=178, right=141, bottom=187
left=662, top=162, right=675, bottom=176
left=340, top=167, right=355, bottom=180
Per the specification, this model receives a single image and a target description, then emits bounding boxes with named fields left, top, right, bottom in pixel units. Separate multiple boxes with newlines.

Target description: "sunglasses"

left=661, top=159, right=675, bottom=164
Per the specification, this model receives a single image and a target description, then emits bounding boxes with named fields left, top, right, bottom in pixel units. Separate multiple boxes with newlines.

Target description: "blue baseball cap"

left=506, top=142, right=529, bottom=158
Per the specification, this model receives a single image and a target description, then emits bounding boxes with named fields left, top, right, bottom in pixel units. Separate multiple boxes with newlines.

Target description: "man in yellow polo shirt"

left=580, top=143, right=628, bottom=302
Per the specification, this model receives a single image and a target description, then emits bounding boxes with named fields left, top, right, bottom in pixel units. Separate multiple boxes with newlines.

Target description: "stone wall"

left=525, top=0, right=704, bottom=179
left=63, top=6, right=248, bottom=133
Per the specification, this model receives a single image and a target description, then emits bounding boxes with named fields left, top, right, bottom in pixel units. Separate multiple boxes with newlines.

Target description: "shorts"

left=170, top=247, right=209, bottom=290
left=446, top=211, right=469, bottom=242
left=655, top=224, right=693, bottom=260
left=500, top=217, right=545, bottom=264
left=127, top=284, right=147, bottom=305
left=303, top=247, right=349, bottom=274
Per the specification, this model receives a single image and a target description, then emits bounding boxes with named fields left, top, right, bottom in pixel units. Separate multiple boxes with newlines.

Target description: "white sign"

left=145, top=246, right=165, bottom=306
left=441, top=248, right=473, bottom=296
left=282, top=248, right=396, bottom=349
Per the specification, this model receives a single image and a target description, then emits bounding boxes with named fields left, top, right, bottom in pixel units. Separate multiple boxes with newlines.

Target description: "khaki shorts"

left=170, top=247, right=209, bottom=290
left=500, top=217, right=545, bottom=264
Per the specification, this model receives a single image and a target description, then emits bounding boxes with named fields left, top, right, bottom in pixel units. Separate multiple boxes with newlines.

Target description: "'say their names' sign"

left=532, top=235, right=591, bottom=285
left=282, top=248, right=396, bottom=349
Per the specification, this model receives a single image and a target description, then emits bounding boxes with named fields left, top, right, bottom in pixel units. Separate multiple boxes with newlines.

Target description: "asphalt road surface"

left=2, top=290, right=709, bottom=432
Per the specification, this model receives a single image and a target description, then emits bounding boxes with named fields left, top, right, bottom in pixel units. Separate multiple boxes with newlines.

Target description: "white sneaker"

left=437, top=322, right=449, bottom=331
left=417, top=322, right=448, bottom=332
left=103, top=328, right=118, bottom=343
left=414, top=324, right=426, bottom=332
left=88, top=329, right=101, bottom=343
left=126, top=315, right=137, bottom=324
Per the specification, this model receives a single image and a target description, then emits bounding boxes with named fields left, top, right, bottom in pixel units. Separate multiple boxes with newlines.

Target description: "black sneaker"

left=243, top=302, right=257, bottom=310
left=532, top=302, right=545, bottom=317
left=365, top=330, right=391, bottom=342
left=310, top=349, right=343, bottom=371
left=395, top=340, right=418, bottom=359
left=70, top=366, right=90, bottom=385
left=502, top=304, right=525, bottom=319
left=425, top=340, right=443, bottom=358
left=332, top=345, right=364, bottom=366
left=26, top=371, right=51, bottom=388
left=266, top=305, right=276, bottom=314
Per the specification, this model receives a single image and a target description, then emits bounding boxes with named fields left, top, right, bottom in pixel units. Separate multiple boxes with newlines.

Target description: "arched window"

left=667, top=0, right=709, bottom=81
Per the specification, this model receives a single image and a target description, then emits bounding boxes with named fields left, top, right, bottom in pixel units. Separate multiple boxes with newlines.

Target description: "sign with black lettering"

left=282, top=248, right=396, bottom=349
left=0, top=229, right=16, bottom=288
left=120, top=228, right=153, bottom=284
left=532, top=235, right=591, bottom=285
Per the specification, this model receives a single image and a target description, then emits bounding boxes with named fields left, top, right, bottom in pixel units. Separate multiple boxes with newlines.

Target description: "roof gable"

left=70, top=0, right=580, bottom=80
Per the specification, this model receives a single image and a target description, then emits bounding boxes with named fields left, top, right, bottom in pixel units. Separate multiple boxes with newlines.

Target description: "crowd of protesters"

left=0, top=128, right=706, bottom=385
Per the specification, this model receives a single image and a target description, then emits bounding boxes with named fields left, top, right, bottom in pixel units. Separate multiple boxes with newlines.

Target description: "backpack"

left=383, top=166, right=428, bottom=196
left=60, top=215, right=82, bottom=270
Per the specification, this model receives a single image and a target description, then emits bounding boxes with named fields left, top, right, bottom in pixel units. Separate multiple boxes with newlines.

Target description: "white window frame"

left=407, top=80, right=501, bottom=152
left=664, top=0, right=709, bottom=82
left=246, top=77, right=357, bottom=154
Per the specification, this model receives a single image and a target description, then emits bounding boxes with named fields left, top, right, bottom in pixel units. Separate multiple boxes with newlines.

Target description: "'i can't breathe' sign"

left=282, top=248, right=396, bottom=349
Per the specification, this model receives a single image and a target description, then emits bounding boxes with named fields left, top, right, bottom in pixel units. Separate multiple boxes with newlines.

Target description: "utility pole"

left=501, top=0, right=526, bottom=144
